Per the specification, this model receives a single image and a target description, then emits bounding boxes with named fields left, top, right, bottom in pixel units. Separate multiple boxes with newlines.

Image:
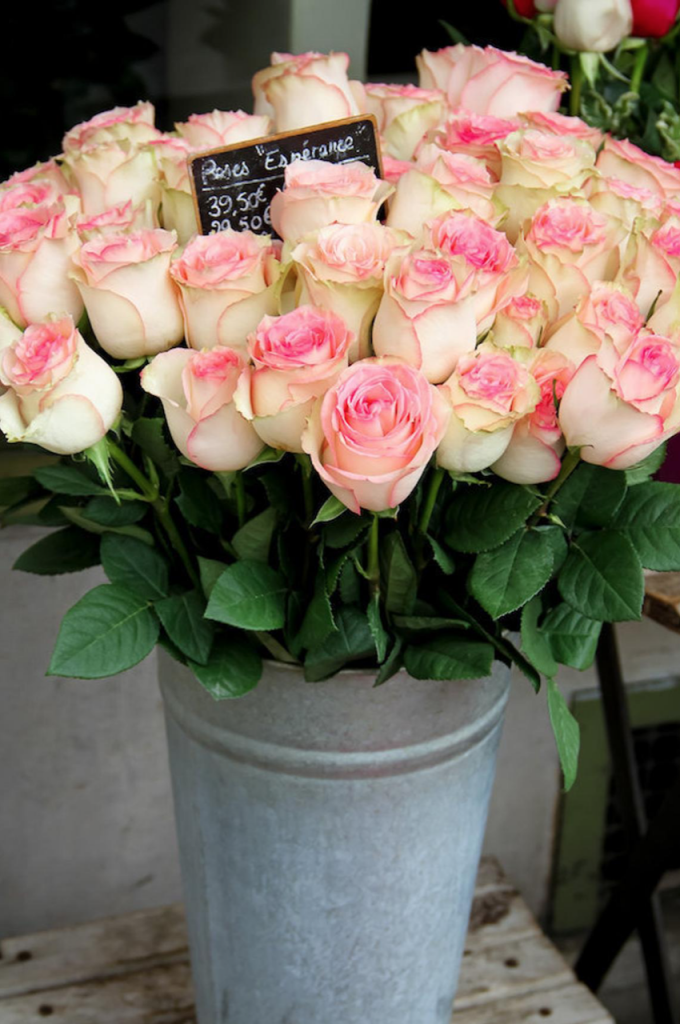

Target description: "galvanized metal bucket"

left=159, top=652, right=510, bottom=1024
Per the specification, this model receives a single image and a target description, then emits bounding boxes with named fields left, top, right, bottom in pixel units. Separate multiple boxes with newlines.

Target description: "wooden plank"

left=0, top=905, right=188, bottom=1000
left=466, top=889, right=540, bottom=951
left=454, top=932, right=574, bottom=1009
left=0, top=963, right=195, bottom=1024
left=644, top=572, right=680, bottom=633
left=452, top=981, right=613, bottom=1023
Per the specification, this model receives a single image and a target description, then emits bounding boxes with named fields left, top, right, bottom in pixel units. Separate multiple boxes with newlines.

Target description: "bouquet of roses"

left=3, top=45, right=680, bottom=788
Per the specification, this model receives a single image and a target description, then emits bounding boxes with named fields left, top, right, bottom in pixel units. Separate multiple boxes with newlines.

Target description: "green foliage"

left=468, top=529, right=555, bottom=618
left=14, top=527, right=101, bottom=575
left=206, top=561, right=287, bottom=631
left=558, top=530, right=643, bottom=622
left=547, top=679, right=580, bottom=792
left=101, top=533, right=169, bottom=600
left=446, top=482, right=541, bottom=553
left=189, top=637, right=261, bottom=699
left=155, top=590, right=214, bottom=665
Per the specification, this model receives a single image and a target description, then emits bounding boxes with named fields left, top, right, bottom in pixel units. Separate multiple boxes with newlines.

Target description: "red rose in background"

left=631, top=0, right=680, bottom=35
left=501, top=0, right=537, bottom=15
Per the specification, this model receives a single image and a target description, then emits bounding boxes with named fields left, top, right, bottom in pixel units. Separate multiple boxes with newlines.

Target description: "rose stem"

left=630, top=45, right=649, bottom=96
left=418, top=466, right=445, bottom=536
left=569, top=56, right=584, bottom=117
left=367, top=514, right=380, bottom=595
left=529, top=447, right=581, bottom=526
left=234, top=472, right=246, bottom=530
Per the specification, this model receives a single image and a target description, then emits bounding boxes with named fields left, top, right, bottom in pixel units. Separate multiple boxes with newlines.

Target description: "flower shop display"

left=3, top=41, right=680, bottom=1024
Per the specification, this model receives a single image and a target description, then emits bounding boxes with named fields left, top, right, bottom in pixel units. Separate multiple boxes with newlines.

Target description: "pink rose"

left=0, top=180, right=64, bottom=212
left=63, top=139, right=161, bottom=217
left=428, top=112, right=520, bottom=178
left=62, top=102, right=160, bottom=153
left=417, top=45, right=567, bottom=118
left=363, top=83, right=446, bottom=160
left=0, top=203, right=83, bottom=328
left=269, top=160, right=393, bottom=244
left=545, top=281, right=643, bottom=366
left=492, top=293, right=547, bottom=349
left=0, top=315, right=122, bottom=454
left=597, top=137, right=680, bottom=198
left=302, top=358, right=449, bottom=513
left=76, top=200, right=157, bottom=239
left=522, top=198, right=623, bottom=316
left=175, top=110, right=272, bottom=150
left=621, top=217, right=680, bottom=316
left=372, top=249, right=478, bottom=382
left=290, top=222, right=408, bottom=361
left=72, top=229, right=183, bottom=358
left=559, top=333, right=680, bottom=469
left=426, top=211, right=527, bottom=331
left=437, top=342, right=539, bottom=472
left=590, top=175, right=664, bottom=230
left=169, top=230, right=280, bottom=352
left=4, top=159, right=70, bottom=195
left=234, top=305, right=352, bottom=451
left=492, top=349, right=574, bottom=484
left=252, top=51, right=360, bottom=131
left=145, top=136, right=196, bottom=245
left=520, top=110, right=603, bottom=148
left=381, top=155, right=416, bottom=184
left=141, top=346, right=263, bottom=472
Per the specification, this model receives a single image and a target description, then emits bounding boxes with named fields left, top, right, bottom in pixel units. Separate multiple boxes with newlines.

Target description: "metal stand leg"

left=574, top=623, right=678, bottom=1024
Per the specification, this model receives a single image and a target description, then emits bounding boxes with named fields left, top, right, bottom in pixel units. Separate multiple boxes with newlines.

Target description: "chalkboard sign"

left=188, top=115, right=382, bottom=239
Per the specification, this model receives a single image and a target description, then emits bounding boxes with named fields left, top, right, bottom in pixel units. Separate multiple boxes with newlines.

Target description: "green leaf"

left=426, top=535, right=455, bottom=575
left=367, top=593, right=389, bottom=662
left=381, top=531, right=417, bottom=615
left=521, top=596, right=557, bottom=684
left=304, top=606, right=375, bottom=682
left=393, top=615, right=470, bottom=636
left=468, top=529, right=554, bottom=618
left=254, top=632, right=298, bottom=663
left=312, top=495, right=347, bottom=525
left=403, top=636, right=494, bottom=681
left=34, top=465, right=108, bottom=497
left=625, top=443, right=666, bottom=484
left=243, top=446, right=285, bottom=470
left=554, top=464, right=627, bottom=528
left=322, top=515, right=370, bottom=549
left=189, top=636, right=262, bottom=699
left=547, top=678, right=580, bottom=792
left=0, top=475, right=40, bottom=507
left=131, top=418, right=180, bottom=477
left=13, top=527, right=101, bottom=575
left=339, top=560, right=361, bottom=604
left=83, top=438, right=117, bottom=496
left=175, top=470, right=223, bottom=533
left=558, top=530, right=643, bottom=621
left=325, top=549, right=350, bottom=594
left=439, top=18, right=469, bottom=44
left=48, top=584, right=158, bottom=678
left=84, top=497, right=148, bottom=526
left=205, top=561, right=286, bottom=630
left=541, top=526, right=569, bottom=574
left=374, top=637, right=403, bottom=686
left=198, top=556, right=229, bottom=599
left=60, top=506, right=154, bottom=545
left=101, top=533, right=170, bottom=600
left=232, top=508, right=277, bottom=562
left=298, top=570, right=337, bottom=650
left=541, top=603, right=602, bottom=670
left=445, top=483, right=541, bottom=553
left=613, top=481, right=680, bottom=570
left=155, top=590, right=214, bottom=665
left=112, top=356, right=147, bottom=373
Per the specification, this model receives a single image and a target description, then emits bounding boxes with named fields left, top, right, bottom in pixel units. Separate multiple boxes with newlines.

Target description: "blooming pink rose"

left=372, top=249, right=478, bottom=382
left=252, top=51, right=360, bottom=131
left=234, top=305, right=352, bottom=451
left=492, top=349, right=574, bottom=484
left=363, top=83, right=446, bottom=160
left=590, top=175, right=664, bottom=230
left=0, top=203, right=82, bottom=328
left=302, top=358, right=449, bottom=513
left=175, top=110, right=272, bottom=150
left=545, top=281, right=643, bottom=366
left=492, top=293, right=547, bottom=349
left=426, top=211, right=528, bottom=330
left=437, top=342, right=539, bottom=472
left=72, top=229, right=183, bottom=358
left=144, top=136, right=196, bottom=244
left=76, top=200, right=157, bottom=239
left=62, top=102, right=160, bottom=153
left=522, top=198, right=623, bottom=316
left=597, top=136, right=680, bottom=198
left=290, top=222, right=408, bottom=361
left=4, top=159, right=70, bottom=195
left=428, top=112, right=520, bottom=178
left=0, top=180, right=64, bottom=212
left=141, top=346, right=263, bottom=472
left=0, top=315, right=122, bottom=454
left=270, top=160, right=393, bottom=244
left=559, top=332, right=680, bottom=469
left=520, top=110, right=603, bottom=148
left=417, top=45, right=567, bottom=118
left=381, top=155, right=416, bottom=184
left=63, top=139, right=161, bottom=217
left=169, top=230, right=280, bottom=352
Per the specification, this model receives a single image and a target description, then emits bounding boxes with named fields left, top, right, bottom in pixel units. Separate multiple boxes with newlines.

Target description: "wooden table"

left=0, top=858, right=613, bottom=1024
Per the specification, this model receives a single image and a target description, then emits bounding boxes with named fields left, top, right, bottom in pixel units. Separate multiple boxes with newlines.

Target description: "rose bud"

left=554, top=0, right=633, bottom=51
left=3, top=159, right=70, bottom=196
left=290, top=222, right=409, bottom=362
left=252, top=51, right=360, bottom=131
left=589, top=175, right=663, bottom=230
left=427, top=112, right=520, bottom=180
left=62, top=102, right=160, bottom=154
left=631, top=0, right=680, bottom=36
left=363, top=83, right=446, bottom=161
left=492, top=294, right=548, bottom=350
left=302, top=358, right=449, bottom=513
left=492, top=349, right=574, bottom=484
left=520, top=110, right=604, bottom=149
left=621, top=217, right=680, bottom=317
left=270, top=160, right=393, bottom=245
left=169, top=230, right=280, bottom=352
left=146, top=136, right=196, bottom=244
left=71, top=229, right=183, bottom=359
left=559, top=332, right=680, bottom=469
left=437, top=343, right=540, bottom=473
left=63, top=139, right=161, bottom=218
left=141, top=346, right=263, bottom=471
left=544, top=281, right=643, bottom=365
left=76, top=200, right=157, bottom=239
left=372, top=249, right=478, bottom=383
left=0, top=315, right=122, bottom=454
left=234, top=306, right=352, bottom=452
left=0, top=203, right=83, bottom=328
left=597, top=136, right=680, bottom=198
left=416, top=44, right=567, bottom=118
left=175, top=109, right=272, bottom=149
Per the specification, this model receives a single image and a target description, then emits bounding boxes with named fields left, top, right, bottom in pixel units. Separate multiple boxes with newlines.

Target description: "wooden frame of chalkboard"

left=188, top=114, right=383, bottom=240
